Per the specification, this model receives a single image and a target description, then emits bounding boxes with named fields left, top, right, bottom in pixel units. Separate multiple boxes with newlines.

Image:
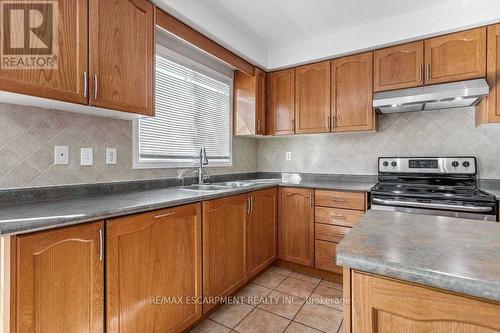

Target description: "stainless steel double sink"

left=179, top=179, right=279, bottom=192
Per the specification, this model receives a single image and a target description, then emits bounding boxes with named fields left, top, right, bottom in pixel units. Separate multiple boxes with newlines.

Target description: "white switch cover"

left=80, top=148, right=93, bottom=166
left=54, top=146, right=69, bottom=165
left=106, top=148, right=117, bottom=164
left=285, top=152, right=292, bottom=161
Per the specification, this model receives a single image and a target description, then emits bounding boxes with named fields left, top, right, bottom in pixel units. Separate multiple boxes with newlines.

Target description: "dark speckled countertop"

left=0, top=178, right=374, bottom=236
left=336, top=210, right=500, bottom=302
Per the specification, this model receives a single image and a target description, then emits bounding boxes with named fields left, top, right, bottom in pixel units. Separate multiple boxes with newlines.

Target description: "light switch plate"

left=106, top=148, right=117, bottom=164
left=80, top=148, right=93, bottom=166
left=285, top=152, right=292, bottom=161
left=54, top=146, right=69, bottom=165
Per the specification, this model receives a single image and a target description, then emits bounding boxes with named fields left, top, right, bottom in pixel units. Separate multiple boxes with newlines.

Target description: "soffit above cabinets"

left=152, top=0, right=500, bottom=70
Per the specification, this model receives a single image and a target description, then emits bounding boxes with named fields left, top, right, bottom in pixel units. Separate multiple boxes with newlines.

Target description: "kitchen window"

left=133, top=43, right=233, bottom=168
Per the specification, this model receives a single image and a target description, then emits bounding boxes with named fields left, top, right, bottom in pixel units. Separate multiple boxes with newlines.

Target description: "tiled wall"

left=258, top=107, right=500, bottom=179
left=0, top=103, right=258, bottom=189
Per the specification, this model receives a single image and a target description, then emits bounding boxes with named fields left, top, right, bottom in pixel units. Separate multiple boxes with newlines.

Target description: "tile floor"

left=190, top=265, right=344, bottom=333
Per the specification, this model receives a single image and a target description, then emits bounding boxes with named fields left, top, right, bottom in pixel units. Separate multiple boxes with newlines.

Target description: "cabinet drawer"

left=315, top=190, right=365, bottom=210
left=315, top=207, right=363, bottom=227
left=315, top=240, right=342, bottom=274
left=315, top=223, right=350, bottom=243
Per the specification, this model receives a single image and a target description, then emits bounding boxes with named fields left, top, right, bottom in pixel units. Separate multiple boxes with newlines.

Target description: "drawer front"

left=315, top=207, right=363, bottom=227
left=315, top=190, right=366, bottom=210
left=315, top=223, right=350, bottom=243
left=315, top=240, right=342, bottom=274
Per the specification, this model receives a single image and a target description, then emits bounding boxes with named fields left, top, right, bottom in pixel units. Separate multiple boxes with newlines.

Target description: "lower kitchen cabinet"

left=13, top=221, right=104, bottom=333
left=248, top=188, right=277, bottom=278
left=278, top=187, right=315, bottom=267
left=203, top=194, right=249, bottom=313
left=106, top=203, right=202, bottom=333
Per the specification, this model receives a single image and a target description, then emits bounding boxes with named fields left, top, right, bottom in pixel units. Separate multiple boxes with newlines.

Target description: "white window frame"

left=133, top=45, right=233, bottom=169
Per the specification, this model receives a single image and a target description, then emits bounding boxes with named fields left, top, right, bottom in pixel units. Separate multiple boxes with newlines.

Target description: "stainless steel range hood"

left=373, top=79, right=489, bottom=114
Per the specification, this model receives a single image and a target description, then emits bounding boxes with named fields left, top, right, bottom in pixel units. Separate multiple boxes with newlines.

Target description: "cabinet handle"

left=247, top=197, right=251, bottom=214
left=257, top=120, right=261, bottom=133
left=330, top=198, right=347, bottom=202
left=250, top=196, right=254, bottom=213
left=331, top=214, right=347, bottom=220
left=155, top=211, right=175, bottom=219
left=99, top=229, right=103, bottom=261
left=418, top=65, right=423, bottom=83
left=426, top=64, right=430, bottom=82
left=309, top=195, right=313, bottom=207
left=93, top=74, right=98, bottom=99
left=83, top=72, right=88, bottom=98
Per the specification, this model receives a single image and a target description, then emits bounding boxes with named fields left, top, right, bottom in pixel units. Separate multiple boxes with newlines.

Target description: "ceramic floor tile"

left=309, top=285, right=344, bottom=311
left=285, top=322, right=323, bottom=333
left=289, top=272, right=321, bottom=284
left=253, top=270, right=287, bottom=289
left=276, top=277, right=317, bottom=299
left=209, top=303, right=254, bottom=328
left=268, top=266, right=293, bottom=276
left=189, top=319, right=231, bottom=333
left=320, top=280, right=343, bottom=291
left=236, top=283, right=273, bottom=305
left=257, top=290, right=306, bottom=319
left=234, top=308, right=291, bottom=333
left=294, top=303, right=343, bottom=333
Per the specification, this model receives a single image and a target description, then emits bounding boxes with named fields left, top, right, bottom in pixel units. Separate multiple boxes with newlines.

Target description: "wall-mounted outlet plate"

left=80, top=148, right=93, bottom=166
left=285, top=152, right=292, bottom=161
left=54, top=146, right=69, bottom=165
left=106, top=148, right=117, bottom=164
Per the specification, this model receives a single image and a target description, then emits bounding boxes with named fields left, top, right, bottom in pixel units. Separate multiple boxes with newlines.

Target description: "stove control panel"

left=379, top=157, right=476, bottom=174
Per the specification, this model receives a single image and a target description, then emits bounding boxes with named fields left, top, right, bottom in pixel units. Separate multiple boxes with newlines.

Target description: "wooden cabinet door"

left=278, top=187, right=314, bottom=267
left=203, top=194, right=248, bottom=312
left=374, top=41, right=424, bottom=92
left=248, top=188, right=277, bottom=278
left=331, top=52, right=375, bottom=132
left=425, top=28, right=486, bottom=85
left=234, top=68, right=266, bottom=135
left=107, top=204, right=202, bottom=333
left=15, top=222, right=104, bottom=333
left=89, top=0, right=155, bottom=115
left=0, top=0, right=88, bottom=104
left=295, top=61, right=331, bottom=134
left=478, top=24, right=500, bottom=124
left=266, top=69, right=295, bottom=135
left=351, top=271, right=500, bottom=332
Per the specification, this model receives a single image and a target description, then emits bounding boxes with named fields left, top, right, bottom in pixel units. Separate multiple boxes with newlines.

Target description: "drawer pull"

left=330, top=214, right=346, bottom=220
left=155, top=211, right=175, bottom=219
left=330, top=198, right=347, bottom=202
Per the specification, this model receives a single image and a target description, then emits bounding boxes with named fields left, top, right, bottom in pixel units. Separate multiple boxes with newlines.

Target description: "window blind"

left=138, top=47, right=232, bottom=166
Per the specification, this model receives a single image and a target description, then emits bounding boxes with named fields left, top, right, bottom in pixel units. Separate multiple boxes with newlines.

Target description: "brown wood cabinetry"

left=374, top=41, right=424, bottom=92
left=203, top=194, right=249, bottom=312
left=425, top=28, right=486, bottom=85
left=350, top=271, right=500, bottom=332
left=106, top=204, right=202, bottom=333
left=278, top=187, right=315, bottom=267
left=0, top=0, right=88, bottom=104
left=315, top=240, right=342, bottom=274
left=13, top=222, right=104, bottom=333
left=331, top=53, right=375, bottom=132
left=248, top=188, right=277, bottom=278
left=89, top=0, right=155, bottom=116
left=266, top=69, right=295, bottom=135
left=295, top=61, right=331, bottom=134
left=234, top=68, right=266, bottom=135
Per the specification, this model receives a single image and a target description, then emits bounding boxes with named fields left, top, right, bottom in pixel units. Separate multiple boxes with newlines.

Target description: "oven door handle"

left=372, top=197, right=493, bottom=213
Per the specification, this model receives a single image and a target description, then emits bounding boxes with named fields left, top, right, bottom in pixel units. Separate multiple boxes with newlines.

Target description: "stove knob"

left=383, top=161, right=389, bottom=167
left=462, top=161, right=470, bottom=168
left=391, top=161, right=397, bottom=167
left=452, top=161, right=459, bottom=168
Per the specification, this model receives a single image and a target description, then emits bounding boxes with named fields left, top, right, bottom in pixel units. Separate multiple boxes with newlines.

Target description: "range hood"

left=373, top=79, right=489, bottom=114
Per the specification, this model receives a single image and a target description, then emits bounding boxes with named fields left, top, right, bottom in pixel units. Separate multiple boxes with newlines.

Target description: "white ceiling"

left=153, top=0, right=500, bottom=70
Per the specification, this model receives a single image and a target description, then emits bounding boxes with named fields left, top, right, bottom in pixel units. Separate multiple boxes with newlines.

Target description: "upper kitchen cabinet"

left=331, top=52, right=376, bottom=132
left=234, top=68, right=266, bottom=135
left=295, top=61, right=331, bottom=134
left=0, top=0, right=88, bottom=104
left=89, top=0, right=155, bottom=116
left=374, top=41, right=424, bottom=92
left=424, top=27, right=486, bottom=85
left=266, top=69, right=295, bottom=135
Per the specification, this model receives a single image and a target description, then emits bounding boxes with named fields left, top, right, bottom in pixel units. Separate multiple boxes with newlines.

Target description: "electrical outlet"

left=54, top=146, right=69, bottom=165
left=80, top=148, right=93, bottom=166
left=106, top=148, right=117, bottom=164
left=285, top=152, right=292, bottom=161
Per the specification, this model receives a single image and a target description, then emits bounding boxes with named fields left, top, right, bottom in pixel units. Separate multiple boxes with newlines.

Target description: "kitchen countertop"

left=0, top=179, right=375, bottom=236
left=479, top=185, right=500, bottom=199
left=336, top=210, right=500, bottom=303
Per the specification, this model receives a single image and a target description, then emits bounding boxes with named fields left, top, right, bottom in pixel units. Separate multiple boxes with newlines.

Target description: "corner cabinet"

left=331, top=53, right=376, bottom=132
left=13, top=222, right=104, bottom=333
left=234, top=68, right=266, bottom=135
left=106, top=204, right=202, bottom=333
left=266, top=69, right=295, bottom=135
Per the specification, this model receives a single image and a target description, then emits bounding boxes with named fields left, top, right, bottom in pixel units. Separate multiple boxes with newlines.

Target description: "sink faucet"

left=198, top=147, right=209, bottom=184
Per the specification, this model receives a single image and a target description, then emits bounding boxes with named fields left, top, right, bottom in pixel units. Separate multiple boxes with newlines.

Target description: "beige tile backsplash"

left=0, top=103, right=258, bottom=189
